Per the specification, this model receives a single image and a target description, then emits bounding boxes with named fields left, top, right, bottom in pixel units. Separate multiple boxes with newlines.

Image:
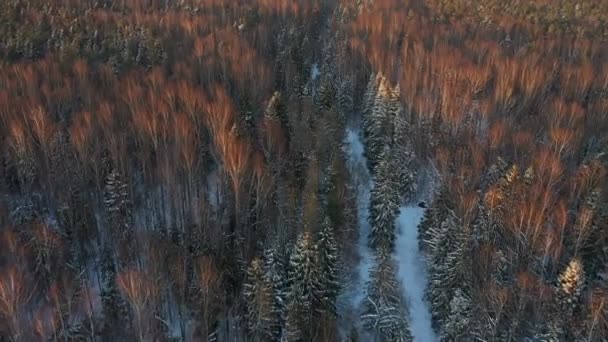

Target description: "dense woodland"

left=0, top=0, right=607, bottom=341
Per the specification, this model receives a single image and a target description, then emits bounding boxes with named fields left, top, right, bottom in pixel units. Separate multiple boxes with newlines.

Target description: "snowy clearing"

left=396, top=206, right=437, bottom=342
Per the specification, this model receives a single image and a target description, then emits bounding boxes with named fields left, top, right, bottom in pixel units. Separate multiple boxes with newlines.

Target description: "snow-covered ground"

left=396, top=206, right=437, bottom=342
left=311, top=63, right=320, bottom=81
left=342, top=129, right=374, bottom=336
left=343, top=128, right=436, bottom=341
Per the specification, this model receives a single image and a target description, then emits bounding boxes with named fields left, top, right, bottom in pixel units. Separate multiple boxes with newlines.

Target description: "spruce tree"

left=316, top=218, right=340, bottom=317
left=104, top=168, right=134, bottom=261
left=285, top=232, right=323, bottom=341
left=243, top=257, right=277, bottom=341
left=369, top=146, right=401, bottom=251
left=314, top=68, right=335, bottom=114
left=426, top=210, right=472, bottom=326
left=417, top=186, right=452, bottom=252
left=362, top=249, right=413, bottom=342
left=264, top=246, right=288, bottom=340
left=557, top=257, right=585, bottom=317
left=365, top=75, right=391, bottom=171
left=362, top=73, right=380, bottom=146
left=441, top=288, right=472, bottom=341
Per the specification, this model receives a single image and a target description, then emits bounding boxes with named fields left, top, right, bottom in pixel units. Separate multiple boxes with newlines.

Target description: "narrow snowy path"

left=396, top=207, right=437, bottom=342
left=343, top=129, right=374, bottom=332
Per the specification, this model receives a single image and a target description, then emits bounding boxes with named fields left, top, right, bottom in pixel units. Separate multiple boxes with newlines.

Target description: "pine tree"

left=285, top=232, right=323, bottom=341
left=369, top=146, right=401, bottom=251
left=316, top=218, right=340, bottom=317
left=243, top=257, right=277, bottom=341
left=362, top=249, right=413, bottom=342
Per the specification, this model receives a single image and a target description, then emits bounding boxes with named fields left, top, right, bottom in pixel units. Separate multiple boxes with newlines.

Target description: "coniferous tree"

left=369, top=146, right=401, bottom=251
left=314, top=63, right=336, bottom=114
left=316, top=218, right=340, bottom=317
left=365, top=75, right=391, bottom=171
left=336, top=78, right=353, bottom=123
left=285, top=232, right=323, bottom=341
left=362, top=249, right=413, bottom=342
left=362, top=73, right=380, bottom=145
left=557, top=257, right=585, bottom=318
left=441, top=288, right=472, bottom=341
left=243, top=257, right=277, bottom=341
left=264, top=246, right=289, bottom=340
left=104, top=168, right=134, bottom=262
left=393, top=140, right=418, bottom=203
left=418, top=186, right=451, bottom=252
left=426, top=209, right=472, bottom=326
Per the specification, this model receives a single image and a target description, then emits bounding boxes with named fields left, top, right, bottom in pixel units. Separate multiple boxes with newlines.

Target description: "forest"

left=0, top=0, right=607, bottom=341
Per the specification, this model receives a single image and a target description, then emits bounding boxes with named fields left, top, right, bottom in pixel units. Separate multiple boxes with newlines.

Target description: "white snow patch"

left=311, top=63, right=320, bottom=81
left=395, top=206, right=437, bottom=342
left=340, top=129, right=374, bottom=337
left=207, top=168, right=221, bottom=208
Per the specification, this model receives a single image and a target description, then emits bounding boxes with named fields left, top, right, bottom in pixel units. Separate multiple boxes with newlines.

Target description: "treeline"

left=339, top=0, right=608, bottom=340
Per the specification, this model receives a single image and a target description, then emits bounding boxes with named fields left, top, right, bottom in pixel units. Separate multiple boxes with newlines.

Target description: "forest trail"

left=344, top=128, right=374, bottom=336
left=344, top=128, right=436, bottom=341
left=396, top=206, right=437, bottom=341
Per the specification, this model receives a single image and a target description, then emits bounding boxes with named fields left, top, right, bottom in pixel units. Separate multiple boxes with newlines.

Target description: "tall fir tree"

left=243, top=257, right=278, bottom=341
left=426, top=209, right=473, bottom=326
left=557, top=257, right=585, bottom=318
left=285, top=232, right=323, bottom=341
left=316, top=218, right=340, bottom=317
left=361, top=249, right=413, bottom=342
left=104, top=168, right=134, bottom=262
left=314, top=64, right=336, bottom=114
left=264, top=246, right=289, bottom=340
left=369, top=146, right=401, bottom=251
left=441, top=288, right=473, bottom=341
left=365, top=75, right=392, bottom=171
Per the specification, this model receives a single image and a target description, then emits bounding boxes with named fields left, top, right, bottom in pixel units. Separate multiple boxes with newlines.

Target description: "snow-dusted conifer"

left=557, top=257, right=585, bottom=316
left=362, top=249, right=413, bottom=341
left=285, top=232, right=322, bottom=341
left=365, top=75, right=392, bottom=171
left=264, top=246, right=288, bottom=340
left=243, top=257, right=277, bottom=341
left=369, top=146, right=402, bottom=251
left=316, top=218, right=340, bottom=317
left=314, top=69, right=335, bottom=113
left=104, top=168, right=133, bottom=245
left=441, top=288, right=472, bottom=341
